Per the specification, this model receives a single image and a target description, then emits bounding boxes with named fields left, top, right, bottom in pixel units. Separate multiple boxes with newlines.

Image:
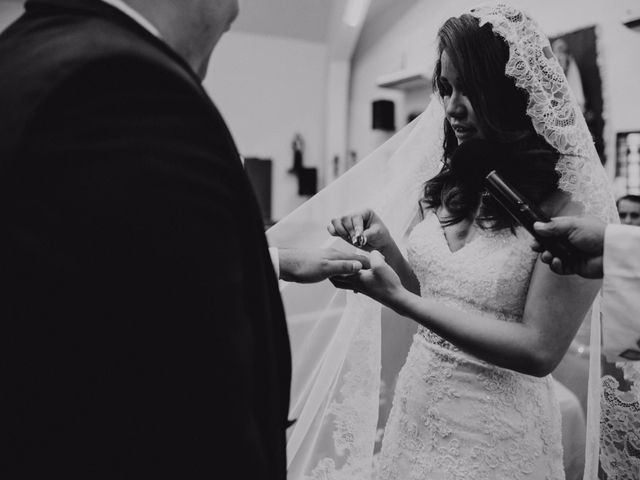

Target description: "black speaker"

left=372, top=99, right=395, bottom=131
left=297, top=167, right=317, bottom=196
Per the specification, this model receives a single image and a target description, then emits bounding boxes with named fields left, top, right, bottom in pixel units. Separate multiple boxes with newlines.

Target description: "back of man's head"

left=125, top=0, right=239, bottom=79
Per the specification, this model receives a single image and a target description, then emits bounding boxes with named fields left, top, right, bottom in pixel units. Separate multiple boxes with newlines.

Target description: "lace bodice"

left=374, top=209, right=564, bottom=480
left=406, top=211, right=538, bottom=351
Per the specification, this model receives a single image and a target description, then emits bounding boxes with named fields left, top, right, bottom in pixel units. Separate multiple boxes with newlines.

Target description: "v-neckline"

left=431, top=210, right=481, bottom=255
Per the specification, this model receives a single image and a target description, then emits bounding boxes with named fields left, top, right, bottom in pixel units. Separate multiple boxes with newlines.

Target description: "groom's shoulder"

left=0, top=9, right=187, bottom=93
left=0, top=9, right=205, bottom=156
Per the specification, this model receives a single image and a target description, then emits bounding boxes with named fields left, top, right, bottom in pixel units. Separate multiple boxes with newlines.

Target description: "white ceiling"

left=233, top=0, right=332, bottom=43
left=233, top=0, right=394, bottom=43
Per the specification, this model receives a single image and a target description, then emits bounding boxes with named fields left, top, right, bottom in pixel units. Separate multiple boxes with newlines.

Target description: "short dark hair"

left=422, top=14, right=560, bottom=230
left=616, top=194, right=640, bottom=208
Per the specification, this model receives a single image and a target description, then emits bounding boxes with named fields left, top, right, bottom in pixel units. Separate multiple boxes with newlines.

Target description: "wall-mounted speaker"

left=297, top=167, right=317, bottom=196
left=372, top=99, right=395, bottom=131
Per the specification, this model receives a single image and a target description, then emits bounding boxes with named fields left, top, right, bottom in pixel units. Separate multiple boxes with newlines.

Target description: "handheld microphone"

left=484, top=170, right=581, bottom=263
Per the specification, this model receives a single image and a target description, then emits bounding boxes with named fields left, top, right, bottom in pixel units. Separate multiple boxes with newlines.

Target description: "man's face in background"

left=618, top=198, right=640, bottom=226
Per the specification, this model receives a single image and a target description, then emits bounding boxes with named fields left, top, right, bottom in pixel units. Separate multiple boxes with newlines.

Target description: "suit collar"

left=99, top=0, right=161, bottom=38
left=24, top=0, right=202, bottom=87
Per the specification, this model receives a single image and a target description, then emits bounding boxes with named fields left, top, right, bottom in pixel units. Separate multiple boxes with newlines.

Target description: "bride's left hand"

left=330, top=251, right=406, bottom=309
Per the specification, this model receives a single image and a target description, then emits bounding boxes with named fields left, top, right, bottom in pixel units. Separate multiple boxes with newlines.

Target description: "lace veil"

left=266, top=3, right=618, bottom=479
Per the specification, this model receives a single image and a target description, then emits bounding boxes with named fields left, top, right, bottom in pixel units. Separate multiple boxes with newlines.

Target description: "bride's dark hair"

left=421, top=14, right=560, bottom=230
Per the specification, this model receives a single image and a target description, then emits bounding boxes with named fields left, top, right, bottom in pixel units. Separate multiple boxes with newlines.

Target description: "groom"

left=0, top=0, right=363, bottom=477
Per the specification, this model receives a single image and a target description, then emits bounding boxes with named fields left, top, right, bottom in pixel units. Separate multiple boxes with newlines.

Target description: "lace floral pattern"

left=599, top=367, right=640, bottom=479
left=373, top=212, right=564, bottom=479
left=305, top=295, right=382, bottom=480
left=470, top=4, right=617, bottom=223
left=466, top=8, right=621, bottom=475
left=408, top=212, right=538, bottom=349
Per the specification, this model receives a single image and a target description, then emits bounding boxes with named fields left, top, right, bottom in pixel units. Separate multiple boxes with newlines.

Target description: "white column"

left=324, top=60, right=351, bottom=183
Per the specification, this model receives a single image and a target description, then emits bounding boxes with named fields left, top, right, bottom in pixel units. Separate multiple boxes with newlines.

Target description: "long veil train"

left=267, top=97, right=446, bottom=478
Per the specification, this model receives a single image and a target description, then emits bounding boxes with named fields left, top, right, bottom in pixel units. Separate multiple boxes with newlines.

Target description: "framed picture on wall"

left=615, top=131, right=640, bottom=194
left=550, top=26, right=606, bottom=164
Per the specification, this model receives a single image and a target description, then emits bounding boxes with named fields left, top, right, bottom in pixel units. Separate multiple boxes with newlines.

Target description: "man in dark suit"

left=0, top=0, right=367, bottom=476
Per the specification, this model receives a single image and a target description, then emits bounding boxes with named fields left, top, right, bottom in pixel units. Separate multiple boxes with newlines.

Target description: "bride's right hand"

left=327, top=208, right=394, bottom=253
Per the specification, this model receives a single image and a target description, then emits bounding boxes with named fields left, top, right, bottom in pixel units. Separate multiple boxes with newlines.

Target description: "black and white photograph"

left=1, top=0, right=640, bottom=478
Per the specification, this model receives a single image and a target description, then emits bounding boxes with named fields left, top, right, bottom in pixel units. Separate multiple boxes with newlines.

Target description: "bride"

left=268, top=3, right=617, bottom=479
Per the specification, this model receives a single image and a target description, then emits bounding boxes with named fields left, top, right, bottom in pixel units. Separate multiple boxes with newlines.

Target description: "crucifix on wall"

left=288, top=132, right=317, bottom=196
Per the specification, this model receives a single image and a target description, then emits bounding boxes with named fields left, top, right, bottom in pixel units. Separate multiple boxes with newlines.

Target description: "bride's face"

left=439, top=50, right=485, bottom=144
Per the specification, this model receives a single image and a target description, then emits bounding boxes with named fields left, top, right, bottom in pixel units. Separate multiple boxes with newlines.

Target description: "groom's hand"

left=278, top=248, right=370, bottom=284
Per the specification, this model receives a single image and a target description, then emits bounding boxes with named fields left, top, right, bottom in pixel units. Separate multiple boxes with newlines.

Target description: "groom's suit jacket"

left=0, top=1, right=290, bottom=477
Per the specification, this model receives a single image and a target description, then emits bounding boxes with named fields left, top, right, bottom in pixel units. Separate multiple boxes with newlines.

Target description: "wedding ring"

left=352, top=234, right=366, bottom=248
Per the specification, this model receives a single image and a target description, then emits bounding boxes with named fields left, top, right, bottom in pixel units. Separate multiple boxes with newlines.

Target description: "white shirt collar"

left=100, top=0, right=162, bottom=38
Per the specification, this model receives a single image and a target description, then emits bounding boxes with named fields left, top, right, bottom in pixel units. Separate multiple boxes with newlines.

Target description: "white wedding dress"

left=375, top=211, right=565, bottom=480
left=277, top=7, right=620, bottom=479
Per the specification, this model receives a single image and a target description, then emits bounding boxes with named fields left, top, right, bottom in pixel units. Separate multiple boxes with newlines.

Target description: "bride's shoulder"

left=539, top=188, right=583, bottom=218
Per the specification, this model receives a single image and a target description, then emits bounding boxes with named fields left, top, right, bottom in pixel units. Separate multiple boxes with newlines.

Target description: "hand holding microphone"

left=484, top=170, right=582, bottom=264
left=531, top=217, right=606, bottom=279
left=451, top=139, right=585, bottom=269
